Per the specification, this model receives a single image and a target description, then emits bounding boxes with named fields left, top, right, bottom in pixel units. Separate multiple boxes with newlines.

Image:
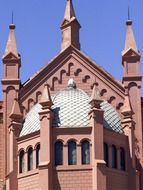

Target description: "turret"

left=1, top=23, right=21, bottom=181
left=122, top=17, right=143, bottom=177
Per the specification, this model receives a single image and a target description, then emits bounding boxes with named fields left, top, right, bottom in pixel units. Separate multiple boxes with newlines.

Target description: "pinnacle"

left=10, top=98, right=23, bottom=120
left=123, top=19, right=138, bottom=54
left=89, top=83, right=103, bottom=109
left=3, top=24, right=19, bottom=58
left=64, top=0, right=76, bottom=21
left=40, top=84, right=53, bottom=108
left=121, top=93, right=133, bottom=116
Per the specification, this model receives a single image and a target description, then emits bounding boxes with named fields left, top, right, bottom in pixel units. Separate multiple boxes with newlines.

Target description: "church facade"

left=0, top=0, right=143, bottom=190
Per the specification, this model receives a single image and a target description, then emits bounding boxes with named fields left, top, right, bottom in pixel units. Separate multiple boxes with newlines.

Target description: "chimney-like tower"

left=60, top=0, right=81, bottom=51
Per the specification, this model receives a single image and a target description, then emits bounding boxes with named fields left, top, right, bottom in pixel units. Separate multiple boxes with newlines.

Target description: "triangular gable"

left=3, top=52, right=20, bottom=61
left=19, top=45, right=125, bottom=112
left=122, top=48, right=140, bottom=58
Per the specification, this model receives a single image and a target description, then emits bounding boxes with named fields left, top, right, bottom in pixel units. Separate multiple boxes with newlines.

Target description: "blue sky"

left=0, top=0, right=143, bottom=98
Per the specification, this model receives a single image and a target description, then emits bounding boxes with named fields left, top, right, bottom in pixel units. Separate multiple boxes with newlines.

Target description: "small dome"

left=20, top=87, right=123, bottom=137
left=52, top=87, right=90, bottom=127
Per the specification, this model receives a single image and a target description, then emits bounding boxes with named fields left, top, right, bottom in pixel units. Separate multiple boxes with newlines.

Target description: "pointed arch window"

left=55, top=141, right=63, bottom=166
left=36, top=144, right=40, bottom=168
left=112, top=145, right=117, bottom=169
left=81, top=140, right=90, bottom=164
left=68, top=141, right=77, bottom=165
left=104, top=143, right=109, bottom=167
left=27, top=147, right=33, bottom=171
left=19, top=150, right=25, bottom=173
left=120, top=147, right=126, bottom=171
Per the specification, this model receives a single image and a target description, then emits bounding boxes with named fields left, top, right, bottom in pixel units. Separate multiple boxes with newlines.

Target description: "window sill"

left=18, top=169, right=39, bottom=179
left=54, top=165, right=92, bottom=171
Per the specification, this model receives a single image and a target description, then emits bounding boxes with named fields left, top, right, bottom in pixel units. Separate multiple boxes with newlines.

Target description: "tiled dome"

left=20, top=85, right=123, bottom=137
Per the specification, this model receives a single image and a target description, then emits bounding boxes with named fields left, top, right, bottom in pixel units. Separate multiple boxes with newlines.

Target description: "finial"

left=128, top=6, right=130, bottom=20
left=126, top=6, right=132, bottom=25
left=9, top=11, right=15, bottom=30
left=68, top=78, right=76, bottom=89
left=12, top=11, right=14, bottom=24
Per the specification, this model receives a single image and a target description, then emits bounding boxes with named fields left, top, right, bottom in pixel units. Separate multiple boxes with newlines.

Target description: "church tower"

left=122, top=17, right=143, bottom=181
left=1, top=23, right=21, bottom=187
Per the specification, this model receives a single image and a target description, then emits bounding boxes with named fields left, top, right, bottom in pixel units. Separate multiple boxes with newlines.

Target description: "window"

left=28, top=147, right=33, bottom=171
left=19, top=150, right=25, bottom=173
left=81, top=140, right=90, bottom=164
left=120, top=147, right=126, bottom=171
left=112, top=145, right=117, bottom=168
left=55, top=141, right=63, bottom=166
left=104, top=143, right=108, bottom=167
left=36, top=144, right=40, bottom=168
left=68, top=141, right=77, bottom=165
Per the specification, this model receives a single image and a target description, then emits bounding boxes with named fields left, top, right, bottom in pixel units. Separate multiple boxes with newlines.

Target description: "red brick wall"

left=53, top=169, right=92, bottom=190
left=18, top=173, right=39, bottom=190
left=107, top=170, right=128, bottom=190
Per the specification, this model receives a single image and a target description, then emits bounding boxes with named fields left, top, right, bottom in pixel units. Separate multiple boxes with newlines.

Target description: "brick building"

left=0, top=0, right=143, bottom=189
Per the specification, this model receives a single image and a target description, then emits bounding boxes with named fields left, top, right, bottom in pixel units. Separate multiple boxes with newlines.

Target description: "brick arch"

left=68, top=62, right=74, bottom=76
left=51, top=77, right=59, bottom=91
left=27, top=98, right=35, bottom=112
left=128, top=82, right=138, bottom=90
left=74, top=68, right=82, bottom=76
left=36, top=91, right=42, bottom=103
left=82, top=75, right=90, bottom=83
left=60, top=69, right=67, bottom=83
left=6, top=86, right=16, bottom=93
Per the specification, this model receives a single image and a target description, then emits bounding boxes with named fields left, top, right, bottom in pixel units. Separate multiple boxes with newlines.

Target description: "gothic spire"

left=61, top=0, right=81, bottom=51
left=122, top=18, right=138, bottom=55
left=3, top=24, right=19, bottom=59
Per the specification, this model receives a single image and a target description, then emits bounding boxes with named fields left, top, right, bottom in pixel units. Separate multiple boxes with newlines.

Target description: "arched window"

left=36, top=144, right=40, bottom=168
left=27, top=147, right=33, bottom=171
left=104, top=143, right=108, bottom=167
left=19, top=150, right=25, bottom=173
left=120, top=147, right=126, bottom=171
left=112, top=145, right=117, bottom=169
left=68, top=141, right=77, bottom=165
left=81, top=140, right=90, bottom=164
left=55, top=141, right=63, bottom=166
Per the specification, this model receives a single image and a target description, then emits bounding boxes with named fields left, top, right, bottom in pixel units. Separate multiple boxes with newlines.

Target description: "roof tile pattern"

left=52, top=88, right=90, bottom=127
left=20, top=88, right=123, bottom=137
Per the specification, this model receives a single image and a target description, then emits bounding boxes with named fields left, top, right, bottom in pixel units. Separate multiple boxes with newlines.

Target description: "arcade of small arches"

left=18, top=140, right=126, bottom=174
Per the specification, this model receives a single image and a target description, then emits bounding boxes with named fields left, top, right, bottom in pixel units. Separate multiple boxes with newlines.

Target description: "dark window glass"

left=36, top=144, right=40, bottom=168
left=81, top=141, right=90, bottom=164
left=112, top=145, right=117, bottom=169
left=104, top=143, right=109, bottom=167
left=120, top=147, right=126, bottom=171
left=68, top=141, right=77, bottom=165
left=55, top=141, right=63, bottom=166
left=28, top=147, right=33, bottom=171
left=19, top=150, right=25, bottom=173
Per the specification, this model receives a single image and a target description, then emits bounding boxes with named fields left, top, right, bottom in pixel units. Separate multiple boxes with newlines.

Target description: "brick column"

left=89, top=84, right=107, bottom=190
left=38, top=84, right=53, bottom=190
